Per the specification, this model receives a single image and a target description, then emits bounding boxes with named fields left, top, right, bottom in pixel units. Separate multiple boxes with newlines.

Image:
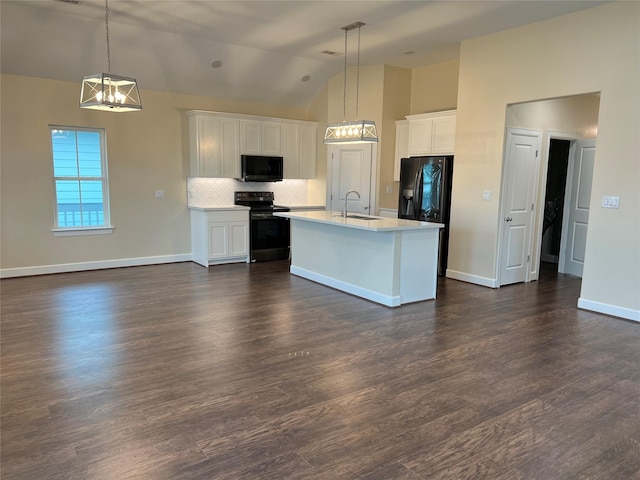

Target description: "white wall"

left=449, top=1, right=640, bottom=320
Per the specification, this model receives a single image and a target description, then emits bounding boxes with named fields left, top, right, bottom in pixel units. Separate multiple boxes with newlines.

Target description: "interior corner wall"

left=410, top=59, right=459, bottom=114
left=380, top=66, right=412, bottom=209
left=307, top=83, right=329, bottom=206
left=326, top=64, right=385, bottom=209
left=0, top=74, right=308, bottom=274
left=450, top=1, right=640, bottom=318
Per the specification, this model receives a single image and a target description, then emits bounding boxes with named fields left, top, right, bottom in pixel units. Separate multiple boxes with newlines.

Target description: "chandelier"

left=324, top=22, right=378, bottom=144
left=80, top=0, right=142, bottom=111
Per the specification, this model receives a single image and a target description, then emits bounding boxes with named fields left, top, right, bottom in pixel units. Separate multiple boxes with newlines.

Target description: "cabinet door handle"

left=505, top=216, right=513, bottom=222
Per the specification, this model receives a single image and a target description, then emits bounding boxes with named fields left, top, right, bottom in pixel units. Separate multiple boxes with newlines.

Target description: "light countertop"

left=275, top=210, right=444, bottom=232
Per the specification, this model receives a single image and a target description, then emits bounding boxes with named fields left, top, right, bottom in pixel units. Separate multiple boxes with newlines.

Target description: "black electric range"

left=234, top=191, right=290, bottom=262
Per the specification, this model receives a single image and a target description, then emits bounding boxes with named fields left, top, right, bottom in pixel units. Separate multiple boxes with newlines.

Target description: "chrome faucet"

left=343, top=190, right=360, bottom=217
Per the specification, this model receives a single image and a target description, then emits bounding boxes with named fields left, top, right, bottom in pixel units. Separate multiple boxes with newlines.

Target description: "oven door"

left=250, top=212, right=290, bottom=262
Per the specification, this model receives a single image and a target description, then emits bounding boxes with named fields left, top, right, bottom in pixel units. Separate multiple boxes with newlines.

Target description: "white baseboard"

left=290, top=265, right=401, bottom=307
left=578, top=297, right=640, bottom=322
left=0, top=254, right=192, bottom=278
left=445, top=269, right=498, bottom=288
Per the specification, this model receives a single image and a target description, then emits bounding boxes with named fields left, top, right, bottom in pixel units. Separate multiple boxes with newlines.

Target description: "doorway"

left=540, top=139, right=570, bottom=269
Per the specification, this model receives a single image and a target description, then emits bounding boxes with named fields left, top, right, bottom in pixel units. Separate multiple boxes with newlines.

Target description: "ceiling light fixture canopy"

left=80, top=0, right=141, bottom=112
left=324, top=22, right=378, bottom=144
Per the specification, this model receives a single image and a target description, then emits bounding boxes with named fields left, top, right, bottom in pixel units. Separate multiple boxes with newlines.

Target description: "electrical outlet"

left=386, top=185, right=393, bottom=194
left=155, top=190, right=164, bottom=199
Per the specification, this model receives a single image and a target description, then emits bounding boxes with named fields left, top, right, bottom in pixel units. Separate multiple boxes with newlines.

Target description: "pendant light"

left=324, top=22, right=378, bottom=144
left=80, top=0, right=142, bottom=111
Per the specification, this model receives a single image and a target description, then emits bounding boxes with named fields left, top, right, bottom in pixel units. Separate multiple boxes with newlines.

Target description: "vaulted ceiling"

left=1, top=0, right=606, bottom=107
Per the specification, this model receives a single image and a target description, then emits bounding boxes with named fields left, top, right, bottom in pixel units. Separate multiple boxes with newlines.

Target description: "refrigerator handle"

left=413, top=166, right=423, bottom=220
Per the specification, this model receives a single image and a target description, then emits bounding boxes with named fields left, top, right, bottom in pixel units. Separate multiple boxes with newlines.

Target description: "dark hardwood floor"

left=1, top=260, right=639, bottom=479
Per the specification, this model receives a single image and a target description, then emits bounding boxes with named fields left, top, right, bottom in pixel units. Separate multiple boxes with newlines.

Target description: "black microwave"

left=238, top=155, right=284, bottom=182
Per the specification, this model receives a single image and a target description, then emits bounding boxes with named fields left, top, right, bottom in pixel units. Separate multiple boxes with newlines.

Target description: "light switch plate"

left=601, top=195, right=619, bottom=208
left=155, top=190, right=164, bottom=199
left=483, top=190, right=492, bottom=201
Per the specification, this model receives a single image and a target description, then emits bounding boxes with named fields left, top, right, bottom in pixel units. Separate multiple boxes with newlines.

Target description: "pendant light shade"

left=80, top=73, right=141, bottom=111
left=324, top=120, right=378, bottom=143
left=324, top=22, right=377, bottom=144
left=80, top=0, right=142, bottom=112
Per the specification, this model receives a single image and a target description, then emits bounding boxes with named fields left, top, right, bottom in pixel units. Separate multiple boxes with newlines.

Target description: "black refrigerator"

left=398, top=156, right=454, bottom=276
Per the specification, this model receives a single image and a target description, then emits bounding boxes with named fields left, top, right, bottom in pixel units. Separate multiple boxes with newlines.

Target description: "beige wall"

left=306, top=83, right=328, bottom=206
left=0, top=74, right=308, bottom=271
left=410, top=59, right=459, bottom=114
left=380, top=66, right=412, bottom=209
left=505, top=94, right=600, bottom=279
left=450, top=1, right=639, bottom=316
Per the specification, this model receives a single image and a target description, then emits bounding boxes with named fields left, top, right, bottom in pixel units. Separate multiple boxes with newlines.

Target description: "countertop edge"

left=275, top=211, right=444, bottom=232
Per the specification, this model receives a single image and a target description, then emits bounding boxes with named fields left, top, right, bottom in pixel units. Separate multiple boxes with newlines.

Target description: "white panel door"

left=228, top=222, right=249, bottom=257
left=561, top=139, right=596, bottom=277
left=208, top=223, right=229, bottom=259
left=500, top=129, right=541, bottom=286
left=330, top=144, right=373, bottom=214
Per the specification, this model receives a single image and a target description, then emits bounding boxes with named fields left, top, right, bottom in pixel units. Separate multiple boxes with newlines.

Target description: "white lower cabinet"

left=191, top=209, right=249, bottom=266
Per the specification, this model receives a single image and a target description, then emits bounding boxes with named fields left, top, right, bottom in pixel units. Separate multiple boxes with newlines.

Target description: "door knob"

left=363, top=205, right=369, bottom=210
left=505, top=216, right=513, bottom=222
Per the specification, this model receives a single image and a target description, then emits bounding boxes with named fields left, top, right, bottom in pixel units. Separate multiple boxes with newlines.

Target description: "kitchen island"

left=275, top=211, right=444, bottom=307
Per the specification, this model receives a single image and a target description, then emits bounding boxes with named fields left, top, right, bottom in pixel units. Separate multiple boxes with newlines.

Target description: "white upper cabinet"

left=240, top=120, right=262, bottom=155
left=188, top=112, right=240, bottom=178
left=240, top=120, right=282, bottom=156
left=188, top=110, right=317, bottom=179
left=283, top=122, right=317, bottom=179
left=262, top=122, right=282, bottom=155
left=406, top=110, right=456, bottom=157
left=298, top=123, right=317, bottom=179
left=393, top=120, right=409, bottom=181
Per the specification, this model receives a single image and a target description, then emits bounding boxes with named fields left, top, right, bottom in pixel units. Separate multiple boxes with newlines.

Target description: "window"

left=50, top=126, right=112, bottom=234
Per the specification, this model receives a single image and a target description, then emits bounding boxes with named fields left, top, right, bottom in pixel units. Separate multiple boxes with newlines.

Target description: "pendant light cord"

left=342, top=28, right=347, bottom=121
left=104, top=0, right=111, bottom=73
left=356, top=25, right=361, bottom=118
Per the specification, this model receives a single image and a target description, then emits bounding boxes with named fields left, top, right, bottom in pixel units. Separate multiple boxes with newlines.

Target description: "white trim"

left=290, top=265, right=401, bottom=307
left=578, top=298, right=640, bottom=322
left=0, top=254, right=192, bottom=278
left=52, top=227, right=114, bottom=237
left=445, top=269, right=498, bottom=288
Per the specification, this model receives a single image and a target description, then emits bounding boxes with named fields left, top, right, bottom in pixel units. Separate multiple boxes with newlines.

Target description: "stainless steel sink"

left=333, top=214, right=382, bottom=221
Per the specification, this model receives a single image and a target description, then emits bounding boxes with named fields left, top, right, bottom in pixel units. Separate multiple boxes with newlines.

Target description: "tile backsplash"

left=188, top=178, right=309, bottom=206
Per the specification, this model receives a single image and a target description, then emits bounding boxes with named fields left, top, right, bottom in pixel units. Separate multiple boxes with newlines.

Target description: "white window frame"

left=49, top=125, right=114, bottom=236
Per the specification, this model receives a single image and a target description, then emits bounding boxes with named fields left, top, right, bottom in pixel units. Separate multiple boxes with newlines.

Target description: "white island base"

left=276, top=211, right=443, bottom=307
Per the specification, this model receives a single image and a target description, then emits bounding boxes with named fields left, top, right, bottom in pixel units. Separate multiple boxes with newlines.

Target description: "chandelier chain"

left=104, top=0, right=111, bottom=73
